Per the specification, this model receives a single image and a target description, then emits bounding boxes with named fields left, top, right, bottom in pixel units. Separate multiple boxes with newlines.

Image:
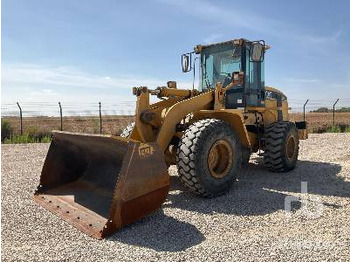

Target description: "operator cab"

left=182, top=38, right=266, bottom=108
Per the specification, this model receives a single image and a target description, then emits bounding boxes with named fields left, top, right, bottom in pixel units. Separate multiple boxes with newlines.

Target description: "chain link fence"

left=288, top=98, right=350, bottom=132
left=1, top=98, right=350, bottom=139
left=1, top=101, right=136, bottom=137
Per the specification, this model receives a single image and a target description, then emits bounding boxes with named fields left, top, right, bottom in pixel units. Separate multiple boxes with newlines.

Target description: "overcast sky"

left=2, top=0, right=350, bottom=110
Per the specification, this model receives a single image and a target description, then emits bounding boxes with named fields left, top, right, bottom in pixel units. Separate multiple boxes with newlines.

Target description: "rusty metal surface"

left=34, top=131, right=169, bottom=239
left=34, top=188, right=108, bottom=239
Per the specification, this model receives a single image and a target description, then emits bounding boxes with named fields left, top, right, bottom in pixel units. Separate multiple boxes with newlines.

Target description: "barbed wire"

left=1, top=101, right=137, bottom=117
left=1, top=98, right=349, bottom=117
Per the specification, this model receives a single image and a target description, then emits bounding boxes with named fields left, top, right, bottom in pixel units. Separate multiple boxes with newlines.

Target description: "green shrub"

left=3, top=133, right=52, bottom=144
left=323, top=124, right=350, bottom=133
left=311, top=124, right=328, bottom=133
left=40, top=135, right=52, bottom=143
left=337, top=107, right=350, bottom=112
left=311, top=107, right=350, bottom=113
left=1, top=120, right=13, bottom=142
left=26, top=126, right=39, bottom=137
left=311, top=124, right=350, bottom=133
left=29, top=130, right=52, bottom=142
left=4, top=134, right=30, bottom=144
left=312, top=107, right=330, bottom=113
left=326, top=126, right=341, bottom=133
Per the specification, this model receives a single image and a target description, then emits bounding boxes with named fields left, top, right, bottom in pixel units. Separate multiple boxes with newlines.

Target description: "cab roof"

left=194, top=38, right=269, bottom=54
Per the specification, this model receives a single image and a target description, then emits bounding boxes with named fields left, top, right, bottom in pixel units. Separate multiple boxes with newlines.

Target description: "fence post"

left=99, top=102, right=102, bottom=134
left=303, top=99, right=309, bottom=122
left=16, top=102, right=23, bottom=135
left=58, top=102, right=63, bottom=131
left=332, top=98, right=339, bottom=127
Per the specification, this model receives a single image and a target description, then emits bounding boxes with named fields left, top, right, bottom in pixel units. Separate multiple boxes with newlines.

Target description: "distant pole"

left=58, top=102, right=63, bottom=131
left=303, top=99, right=309, bottom=122
left=332, top=98, right=339, bottom=127
left=16, top=102, right=23, bottom=135
left=99, top=102, right=102, bottom=134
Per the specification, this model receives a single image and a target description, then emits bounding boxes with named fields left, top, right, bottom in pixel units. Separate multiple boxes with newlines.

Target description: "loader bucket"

left=33, top=131, right=169, bottom=239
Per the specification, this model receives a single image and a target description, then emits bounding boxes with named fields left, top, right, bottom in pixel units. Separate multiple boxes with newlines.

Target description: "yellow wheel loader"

left=34, top=38, right=308, bottom=239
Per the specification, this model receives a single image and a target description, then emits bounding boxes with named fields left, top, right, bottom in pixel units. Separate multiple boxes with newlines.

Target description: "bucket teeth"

left=34, top=131, right=169, bottom=239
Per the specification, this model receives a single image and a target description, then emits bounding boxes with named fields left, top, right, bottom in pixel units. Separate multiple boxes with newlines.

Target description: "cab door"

left=244, top=42, right=265, bottom=107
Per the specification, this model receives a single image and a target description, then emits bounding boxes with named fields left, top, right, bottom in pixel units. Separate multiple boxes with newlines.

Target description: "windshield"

left=200, top=44, right=242, bottom=91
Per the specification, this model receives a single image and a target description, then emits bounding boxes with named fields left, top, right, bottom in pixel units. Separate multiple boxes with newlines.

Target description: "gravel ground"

left=1, top=133, right=350, bottom=261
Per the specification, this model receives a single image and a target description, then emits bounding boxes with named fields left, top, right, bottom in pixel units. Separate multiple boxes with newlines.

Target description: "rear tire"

left=176, top=119, right=241, bottom=197
left=264, top=122, right=299, bottom=172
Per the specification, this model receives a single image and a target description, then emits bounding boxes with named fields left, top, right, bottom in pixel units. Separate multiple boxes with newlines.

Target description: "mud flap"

left=33, top=131, right=169, bottom=239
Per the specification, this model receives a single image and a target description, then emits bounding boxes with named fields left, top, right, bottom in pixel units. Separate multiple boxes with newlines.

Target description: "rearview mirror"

left=251, top=42, right=264, bottom=62
left=181, top=53, right=192, bottom=73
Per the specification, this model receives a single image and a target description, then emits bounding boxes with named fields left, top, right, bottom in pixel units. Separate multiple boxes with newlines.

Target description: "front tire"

left=176, top=119, right=241, bottom=197
left=264, top=122, right=299, bottom=172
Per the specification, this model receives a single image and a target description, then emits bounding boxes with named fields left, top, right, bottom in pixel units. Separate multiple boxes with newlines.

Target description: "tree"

left=312, top=107, right=329, bottom=113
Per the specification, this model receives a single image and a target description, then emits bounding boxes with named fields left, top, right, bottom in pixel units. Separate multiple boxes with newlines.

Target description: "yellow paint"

left=128, top=83, right=306, bottom=163
left=194, top=109, right=251, bottom=147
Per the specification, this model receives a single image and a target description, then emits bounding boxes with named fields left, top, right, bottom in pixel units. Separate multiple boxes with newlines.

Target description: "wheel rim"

left=207, top=139, right=233, bottom=178
left=286, top=135, right=296, bottom=160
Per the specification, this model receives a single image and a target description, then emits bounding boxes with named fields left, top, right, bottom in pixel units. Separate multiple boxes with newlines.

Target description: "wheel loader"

left=34, top=38, right=308, bottom=239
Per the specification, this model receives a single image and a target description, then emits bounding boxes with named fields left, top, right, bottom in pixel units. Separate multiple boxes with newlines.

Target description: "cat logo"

left=138, top=144, right=155, bottom=158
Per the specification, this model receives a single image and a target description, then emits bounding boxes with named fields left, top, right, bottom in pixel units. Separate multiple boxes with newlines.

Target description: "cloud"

left=27, top=88, right=59, bottom=100
left=1, top=63, right=170, bottom=91
left=282, top=78, right=320, bottom=84
left=304, top=30, right=342, bottom=44
left=158, top=0, right=272, bottom=34
left=203, top=34, right=224, bottom=44
left=158, top=0, right=342, bottom=47
left=1, top=63, right=192, bottom=105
